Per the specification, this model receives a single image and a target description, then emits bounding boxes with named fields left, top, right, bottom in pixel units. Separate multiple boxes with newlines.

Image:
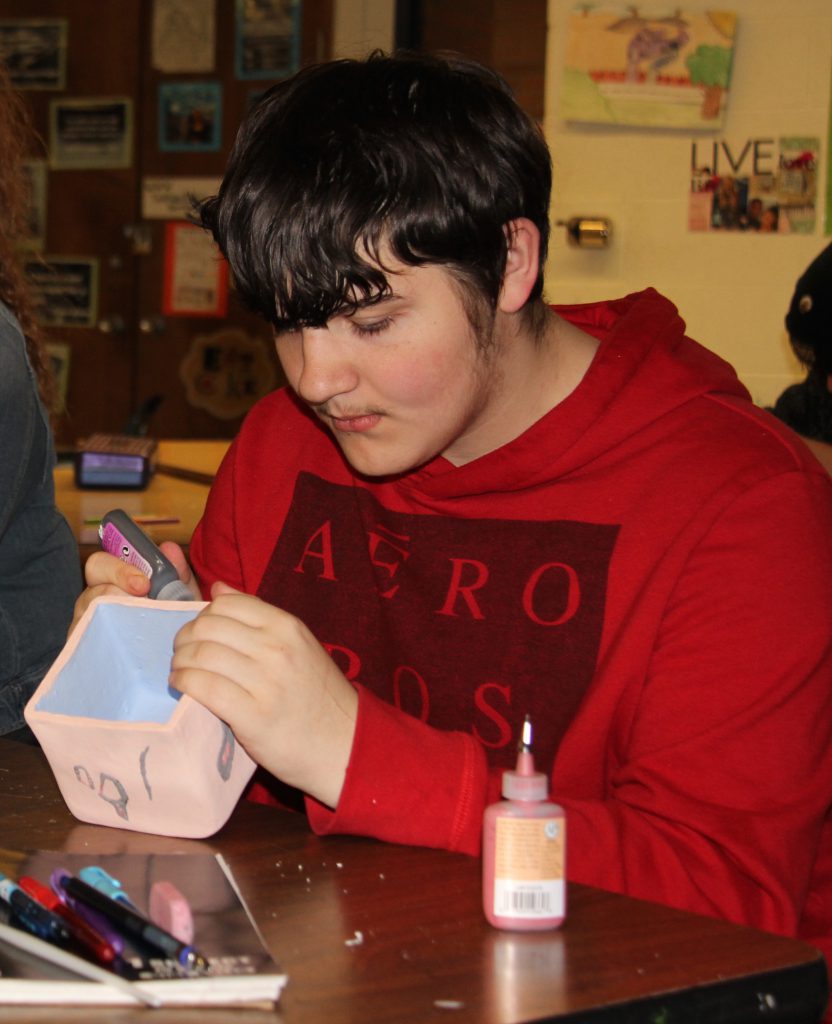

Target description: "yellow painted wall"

left=544, top=0, right=832, bottom=405
left=328, top=0, right=831, bottom=405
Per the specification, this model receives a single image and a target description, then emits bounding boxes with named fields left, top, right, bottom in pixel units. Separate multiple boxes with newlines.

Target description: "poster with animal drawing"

left=562, top=7, right=737, bottom=129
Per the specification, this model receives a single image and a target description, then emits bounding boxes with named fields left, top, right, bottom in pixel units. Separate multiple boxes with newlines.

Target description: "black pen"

left=0, top=874, right=72, bottom=946
left=58, top=875, right=207, bottom=972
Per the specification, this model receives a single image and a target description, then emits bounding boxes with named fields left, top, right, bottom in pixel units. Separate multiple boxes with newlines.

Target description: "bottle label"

left=100, top=522, right=153, bottom=578
left=493, top=816, right=565, bottom=919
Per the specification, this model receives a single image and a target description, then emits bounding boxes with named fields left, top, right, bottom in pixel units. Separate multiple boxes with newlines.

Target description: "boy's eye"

left=350, top=316, right=392, bottom=337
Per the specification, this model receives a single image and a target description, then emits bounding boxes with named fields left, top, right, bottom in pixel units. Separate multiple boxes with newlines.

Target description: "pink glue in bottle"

left=482, top=715, right=566, bottom=930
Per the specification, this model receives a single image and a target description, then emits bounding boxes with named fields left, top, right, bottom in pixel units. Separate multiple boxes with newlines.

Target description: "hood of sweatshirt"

left=396, top=288, right=751, bottom=502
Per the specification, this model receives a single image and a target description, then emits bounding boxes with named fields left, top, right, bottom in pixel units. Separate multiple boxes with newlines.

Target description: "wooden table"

left=0, top=742, right=827, bottom=1023
left=54, top=441, right=230, bottom=561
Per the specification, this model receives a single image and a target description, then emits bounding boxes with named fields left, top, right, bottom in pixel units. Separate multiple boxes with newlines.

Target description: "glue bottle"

left=482, top=715, right=566, bottom=930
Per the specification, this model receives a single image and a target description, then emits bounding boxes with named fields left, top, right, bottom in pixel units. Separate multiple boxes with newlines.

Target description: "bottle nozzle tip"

left=520, top=715, right=533, bottom=752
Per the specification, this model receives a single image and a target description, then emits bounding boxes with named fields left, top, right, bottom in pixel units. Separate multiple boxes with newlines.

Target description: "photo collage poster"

left=689, top=136, right=819, bottom=234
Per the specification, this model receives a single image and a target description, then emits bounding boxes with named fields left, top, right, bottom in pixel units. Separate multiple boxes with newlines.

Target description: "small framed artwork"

left=234, top=0, right=299, bottom=80
left=151, top=0, right=216, bottom=73
left=562, top=8, right=737, bottom=130
left=0, top=19, right=67, bottom=90
left=158, top=82, right=222, bottom=152
left=25, top=257, right=99, bottom=328
left=163, top=221, right=228, bottom=317
left=180, top=327, right=278, bottom=419
left=49, top=98, right=133, bottom=170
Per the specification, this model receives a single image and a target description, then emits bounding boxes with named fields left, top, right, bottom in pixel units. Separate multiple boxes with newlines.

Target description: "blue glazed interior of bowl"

left=35, top=602, right=201, bottom=724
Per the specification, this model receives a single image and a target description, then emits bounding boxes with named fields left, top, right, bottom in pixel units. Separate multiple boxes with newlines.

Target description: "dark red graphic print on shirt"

left=258, top=473, right=619, bottom=769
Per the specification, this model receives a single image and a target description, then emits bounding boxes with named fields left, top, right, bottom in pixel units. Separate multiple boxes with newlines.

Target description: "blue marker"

left=79, top=866, right=138, bottom=909
left=0, top=873, right=72, bottom=946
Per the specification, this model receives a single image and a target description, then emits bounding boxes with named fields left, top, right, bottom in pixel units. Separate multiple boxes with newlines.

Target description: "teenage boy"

left=77, top=52, right=832, bottom=968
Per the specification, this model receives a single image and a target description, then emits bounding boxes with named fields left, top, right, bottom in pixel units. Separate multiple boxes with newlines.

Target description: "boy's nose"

left=295, top=328, right=358, bottom=406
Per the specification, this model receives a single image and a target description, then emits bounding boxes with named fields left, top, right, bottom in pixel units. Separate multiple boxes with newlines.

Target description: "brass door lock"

left=557, top=217, right=613, bottom=248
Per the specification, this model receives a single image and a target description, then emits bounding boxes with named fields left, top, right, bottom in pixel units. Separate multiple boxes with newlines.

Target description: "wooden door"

left=417, top=0, right=546, bottom=120
left=1, top=0, right=332, bottom=445
left=133, top=0, right=333, bottom=439
left=1, top=0, right=142, bottom=446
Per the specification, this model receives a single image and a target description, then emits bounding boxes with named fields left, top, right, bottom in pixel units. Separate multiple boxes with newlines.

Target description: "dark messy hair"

left=196, top=50, right=552, bottom=337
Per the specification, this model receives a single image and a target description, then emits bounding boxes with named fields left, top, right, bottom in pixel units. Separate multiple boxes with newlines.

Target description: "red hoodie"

left=190, top=289, right=832, bottom=980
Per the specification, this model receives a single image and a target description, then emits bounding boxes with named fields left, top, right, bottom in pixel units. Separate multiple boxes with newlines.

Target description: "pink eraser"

left=149, top=880, right=194, bottom=944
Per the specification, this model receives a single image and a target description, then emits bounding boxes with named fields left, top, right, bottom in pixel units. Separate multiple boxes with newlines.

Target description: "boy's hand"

left=169, top=583, right=358, bottom=810
left=69, top=541, right=199, bottom=635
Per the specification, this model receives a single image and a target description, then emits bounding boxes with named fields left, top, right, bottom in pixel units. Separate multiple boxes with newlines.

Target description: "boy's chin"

left=335, top=438, right=431, bottom=479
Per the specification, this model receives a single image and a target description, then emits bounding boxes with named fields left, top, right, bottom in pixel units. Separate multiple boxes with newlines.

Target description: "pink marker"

left=482, top=715, right=566, bottom=930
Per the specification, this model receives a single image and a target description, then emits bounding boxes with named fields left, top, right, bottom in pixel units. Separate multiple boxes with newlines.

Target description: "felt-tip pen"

left=58, top=874, right=207, bottom=972
left=0, top=873, right=72, bottom=946
left=51, top=868, right=125, bottom=955
left=19, top=875, right=118, bottom=966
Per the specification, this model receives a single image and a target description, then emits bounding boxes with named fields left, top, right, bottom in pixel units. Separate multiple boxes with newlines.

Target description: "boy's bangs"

left=266, top=223, right=402, bottom=330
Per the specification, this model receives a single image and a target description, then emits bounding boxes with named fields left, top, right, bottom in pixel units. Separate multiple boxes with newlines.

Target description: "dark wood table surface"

left=0, top=740, right=827, bottom=1023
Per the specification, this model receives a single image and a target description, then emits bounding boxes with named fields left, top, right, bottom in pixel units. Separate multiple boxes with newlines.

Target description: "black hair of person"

left=785, top=242, right=832, bottom=382
left=196, top=50, right=552, bottom=339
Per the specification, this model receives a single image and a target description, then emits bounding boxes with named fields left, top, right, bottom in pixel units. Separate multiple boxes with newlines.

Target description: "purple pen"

left=50, top=868, right=125, bottom=956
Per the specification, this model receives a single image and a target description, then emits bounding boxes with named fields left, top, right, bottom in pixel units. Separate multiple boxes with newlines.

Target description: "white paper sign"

left=152, top=0, right=216, bottom=72
left=142, top=176, right=222, bottom=220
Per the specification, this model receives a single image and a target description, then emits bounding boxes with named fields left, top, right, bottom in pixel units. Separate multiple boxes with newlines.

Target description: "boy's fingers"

left=83, top=551, right=149, bottom=594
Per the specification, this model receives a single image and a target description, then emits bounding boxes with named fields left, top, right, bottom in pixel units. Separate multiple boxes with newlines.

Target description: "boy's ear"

left=498, top=218, right=541, bottom=314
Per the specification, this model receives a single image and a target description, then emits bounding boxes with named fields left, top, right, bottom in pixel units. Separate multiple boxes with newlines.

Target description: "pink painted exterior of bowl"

left=24, top=596, right=256, bottom=838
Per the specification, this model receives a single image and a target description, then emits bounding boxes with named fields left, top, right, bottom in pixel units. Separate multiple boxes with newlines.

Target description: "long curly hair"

left=0, top=60, right=55, bottom=411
